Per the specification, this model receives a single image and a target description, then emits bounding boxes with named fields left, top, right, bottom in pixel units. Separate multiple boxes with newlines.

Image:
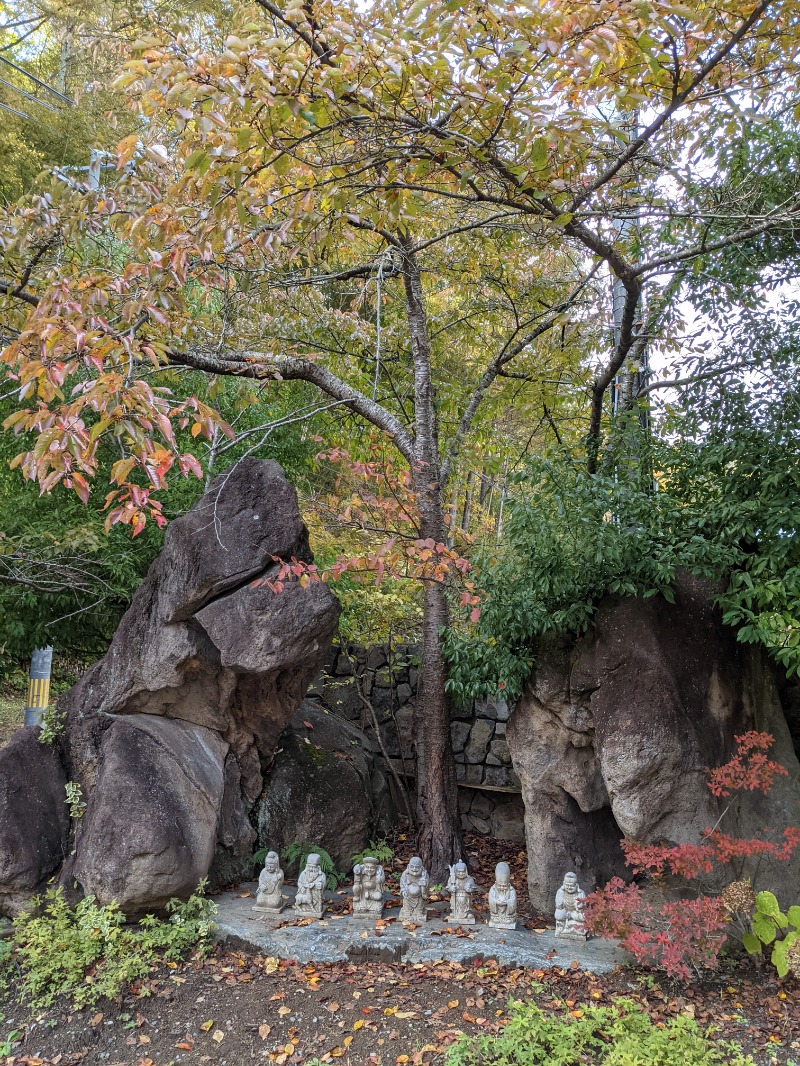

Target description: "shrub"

left=741, top=890, right=800, bottom=977
left=584, top=732, right=800, bottom=979
left=0, top=884, right=216, bottom=1009
left=444, top=996, right=754, bottom=1065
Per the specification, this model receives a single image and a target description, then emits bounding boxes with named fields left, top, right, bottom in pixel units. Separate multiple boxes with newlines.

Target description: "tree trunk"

left=413, top=484, right=463, bottom=882
left=399, top=237, right=463, bottom=880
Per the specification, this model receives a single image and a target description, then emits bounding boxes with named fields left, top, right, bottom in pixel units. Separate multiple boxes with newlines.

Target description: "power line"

left=0, top=54, right=72, bottom=105
left=0, top=97, right=28, bottom=118
left=0, top=73, right=57, bottom=112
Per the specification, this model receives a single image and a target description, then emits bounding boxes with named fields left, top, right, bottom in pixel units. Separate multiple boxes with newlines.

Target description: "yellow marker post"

left=24, top=646, right=53, bottom=727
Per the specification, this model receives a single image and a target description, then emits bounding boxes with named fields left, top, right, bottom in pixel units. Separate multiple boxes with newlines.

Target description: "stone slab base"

left=213, top=884, right=628, bottom=973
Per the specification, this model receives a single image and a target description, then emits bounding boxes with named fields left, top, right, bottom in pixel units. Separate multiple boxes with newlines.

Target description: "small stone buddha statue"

left=487, top=861, right=517, bottom=930
left=254, top=850, right=286, bottom=915
left=446, top=861, right=476, bottom=924
left=294, top=853, right=326, bottom=918
left=399, top=856, right=429, bottom=922
left=554, top=871, right=587, bottom=940
left=352, top=856, right=385, bottom=918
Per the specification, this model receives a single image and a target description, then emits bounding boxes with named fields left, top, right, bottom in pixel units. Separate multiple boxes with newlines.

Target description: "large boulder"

left=0, top=729, right=70, bottom=915
left=256, top=702, right=394, bottom=875
left=0, top=460, right=340, bottom=917
left=72, top=716, right=228, bottom=915
left=508, top=575, right=800, bottom=911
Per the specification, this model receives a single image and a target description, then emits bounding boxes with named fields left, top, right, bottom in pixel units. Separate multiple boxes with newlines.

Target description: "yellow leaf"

left=343, top=1035, right=353, bottom=1047
left=200, top=1020, right=214, bottom=1032
left=212, top=1030, right=224, bottom=1043
left=353, top=1019, right=365, bottom=1030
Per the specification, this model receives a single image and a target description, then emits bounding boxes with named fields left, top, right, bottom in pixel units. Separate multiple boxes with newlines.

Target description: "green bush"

left=0, top=884, right=216, bottom=1009
left=445, top=997, right=754, bottom=1066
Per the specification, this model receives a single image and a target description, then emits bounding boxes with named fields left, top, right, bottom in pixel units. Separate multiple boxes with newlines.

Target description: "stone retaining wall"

left=307, top=643, right=525, bottom=841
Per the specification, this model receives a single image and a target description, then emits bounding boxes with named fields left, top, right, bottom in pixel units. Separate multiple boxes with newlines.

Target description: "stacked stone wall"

left=306, top=643, right=525, bottom=842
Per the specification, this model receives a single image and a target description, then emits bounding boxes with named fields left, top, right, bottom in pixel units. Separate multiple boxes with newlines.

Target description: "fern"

left=351, top=839, right=394, bottom=867
left=280, top=842, right=344, bottom=891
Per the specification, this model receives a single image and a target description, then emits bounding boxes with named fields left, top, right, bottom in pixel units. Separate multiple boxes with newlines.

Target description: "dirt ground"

left=1, top=944, right=798, bottom=1066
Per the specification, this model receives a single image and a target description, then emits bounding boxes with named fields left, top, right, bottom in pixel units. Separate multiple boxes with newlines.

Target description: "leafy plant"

left=280, top=843, right=344, bottom=891
left=742, top=890, right=800, bottom=978
left=0, top=883, right=216, bottom=1009
left=445, top=996, right=755, bottom=1065
left=351, top=839, right=394, bottom=867
left=64, top=781, right=86, bottom=820
left=0, top=1029, right=22, bottom=1056
left=38, top=703, right=66, bottom=745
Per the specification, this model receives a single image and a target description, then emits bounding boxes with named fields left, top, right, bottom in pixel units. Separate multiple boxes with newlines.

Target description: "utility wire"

left=0, top=97, right=28, bottom=118
left=0, top=54, right=72, bottom=104
left=0, top=73, right=57, bottom=112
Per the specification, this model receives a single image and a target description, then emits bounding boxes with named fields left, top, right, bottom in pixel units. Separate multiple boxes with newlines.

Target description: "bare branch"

left=167, top=347, right=416, bottom=462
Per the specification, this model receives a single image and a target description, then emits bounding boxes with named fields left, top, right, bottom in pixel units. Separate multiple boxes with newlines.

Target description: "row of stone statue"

left=255, top=851, right=587, bottom=940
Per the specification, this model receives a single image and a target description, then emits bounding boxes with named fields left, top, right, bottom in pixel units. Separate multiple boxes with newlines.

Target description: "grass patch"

left=0, top=684, right=24, bottom=749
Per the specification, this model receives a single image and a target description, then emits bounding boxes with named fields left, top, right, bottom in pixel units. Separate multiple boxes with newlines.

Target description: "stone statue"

left=399, top=856, right=429, bottom=922
left=352, top=856, right=385, bottom=918
left=446, top=861, right=476, bottom=925
left=554, top=871, right=586, bottom=940
left=487, top=861, right=517, bottom=930
left=294, top=853, right=327, bottom=918
left=254, top=850, right=286, bottom=915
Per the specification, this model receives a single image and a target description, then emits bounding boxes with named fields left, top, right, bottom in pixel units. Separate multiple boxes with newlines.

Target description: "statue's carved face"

left=455, top=862, right=468, bottom=879
left=564, top=874, right=578, bottom=891
left=495, top=862, right=510, bottom=886
left=409, top=858, right=422, bottom=875
left=265, top=852, right=278, bottom=870
left=308, top=855, right=320, bottom=868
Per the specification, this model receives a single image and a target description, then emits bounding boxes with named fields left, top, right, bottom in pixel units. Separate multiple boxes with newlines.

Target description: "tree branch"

left=167, top=347, right=416, bottom=462
left=571, top=0, right=773, bottom=210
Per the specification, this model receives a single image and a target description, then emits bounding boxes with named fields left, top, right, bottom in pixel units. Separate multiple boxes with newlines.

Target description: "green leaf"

left=786, top=905, right=800, bottom=929
left=742, top=932, right=761, bottom=955
left=185, top=149, right=209, bottom=172
left=752, top=915, right=777, bottom=944
left=755, top=890, right=781, bottom=918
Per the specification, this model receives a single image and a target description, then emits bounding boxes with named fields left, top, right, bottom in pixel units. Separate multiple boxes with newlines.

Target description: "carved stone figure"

left=352, top=856, right=385, bottom=918
left=487, top=861, right=517, bottom=930
left=446, top=861, right=476, bottom=925
left=399, top=856, right=429, bottom=922
left=294, top=853, right=326, bottom=918
left=254, top=850, right=285, bottom=915
left=554, top=871, right=586, bottom=940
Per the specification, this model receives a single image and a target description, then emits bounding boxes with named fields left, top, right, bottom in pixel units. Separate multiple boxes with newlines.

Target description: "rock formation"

left=508, top=574, right=800, bottom=911
left=256, top=701, right=395, bottom=875
left=0, top=459, right=341, bottom=917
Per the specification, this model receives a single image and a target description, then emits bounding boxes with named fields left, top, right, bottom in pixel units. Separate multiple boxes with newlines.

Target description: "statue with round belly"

left=399, top=856, right=429, bottom=922
left=555, top=871, right=587, bottom=940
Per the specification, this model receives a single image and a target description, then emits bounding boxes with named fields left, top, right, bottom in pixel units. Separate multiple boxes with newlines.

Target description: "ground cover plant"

left=444, top=996, right=756, bottom=1066
left=0, top=885, right=216, bottom=1010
